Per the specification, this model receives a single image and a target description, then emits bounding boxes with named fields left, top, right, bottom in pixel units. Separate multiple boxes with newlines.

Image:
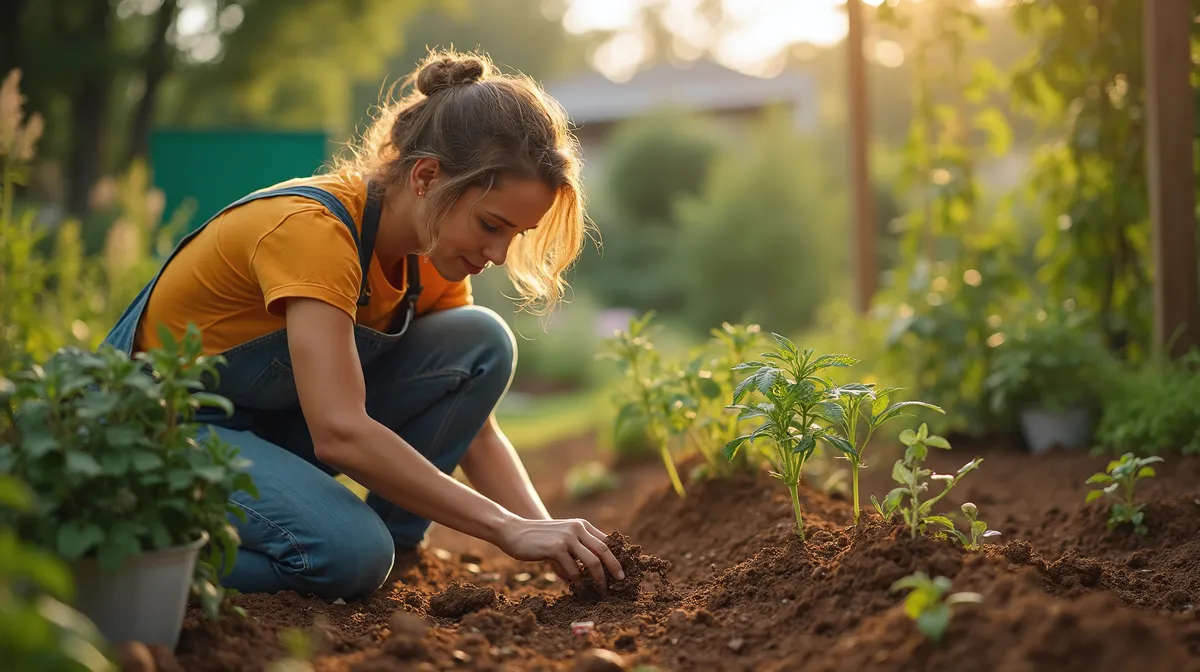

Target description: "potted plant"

left=0, top=324, right=258, bottom=647
left=984, top=308, right=1114, bottom=453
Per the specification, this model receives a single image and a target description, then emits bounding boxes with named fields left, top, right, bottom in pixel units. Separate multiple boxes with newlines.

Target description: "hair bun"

left=415, top=51, right=490, bottom=96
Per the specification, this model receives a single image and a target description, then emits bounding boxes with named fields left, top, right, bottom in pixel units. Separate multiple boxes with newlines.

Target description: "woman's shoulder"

left=246, top=172, right=367, bottom=229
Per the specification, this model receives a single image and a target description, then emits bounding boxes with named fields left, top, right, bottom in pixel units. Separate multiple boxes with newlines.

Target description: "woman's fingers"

left=569, top=539, right=608, bottom=594
left=576, top=526, right=625, bottom=580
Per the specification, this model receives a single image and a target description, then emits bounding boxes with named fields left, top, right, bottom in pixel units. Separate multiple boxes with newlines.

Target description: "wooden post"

left=1144, top=0, right=1199, bottom=358
left=847, top=0, right=877, bottom=314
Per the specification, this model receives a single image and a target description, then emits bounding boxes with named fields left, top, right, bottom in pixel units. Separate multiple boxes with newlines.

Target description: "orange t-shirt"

left=134, top=172, right=472, bottom=355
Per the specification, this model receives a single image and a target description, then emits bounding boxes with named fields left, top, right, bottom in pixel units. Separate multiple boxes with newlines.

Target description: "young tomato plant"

left=598, top=312, right=693, bottom=497
left=1085, top=452, right=1163, bottom=535
left=872, top=424, right=983, bottom=539
left=930, top=502, right=1001, bottom=551
left=833, top=386, right=944, bottom=524
left=891, top=571, right=982, bottom=643
left=724, top=334, right=857, bottom=540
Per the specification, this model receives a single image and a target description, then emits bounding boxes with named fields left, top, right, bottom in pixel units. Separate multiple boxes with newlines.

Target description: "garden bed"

left=155, top=435, right=1200, bottom=672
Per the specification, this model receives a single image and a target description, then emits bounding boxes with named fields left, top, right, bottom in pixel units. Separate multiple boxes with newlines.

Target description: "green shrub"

left=1096, top=352, right=1200, bottom=455
left=984, top=306, right=1116, bottom=416
left=0, top=325, right=258, bottom=619
left=0, top=474, right=114, bottom=671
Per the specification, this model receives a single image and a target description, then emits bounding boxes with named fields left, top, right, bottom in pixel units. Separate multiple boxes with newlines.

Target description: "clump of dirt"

left=571, top=530, right=672, bottom=602
left=459, top=608, right=537, bottom=644
left=428, top=582, right=498, bottom=619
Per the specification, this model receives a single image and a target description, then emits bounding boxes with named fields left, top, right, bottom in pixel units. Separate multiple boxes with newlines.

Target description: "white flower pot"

left=1018, top=404, right=1095, bottom=454
left=70, top=532, right=208, bottom=648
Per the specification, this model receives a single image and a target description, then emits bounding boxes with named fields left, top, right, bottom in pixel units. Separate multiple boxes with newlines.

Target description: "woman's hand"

left=498, top=518, right=625, bottom=591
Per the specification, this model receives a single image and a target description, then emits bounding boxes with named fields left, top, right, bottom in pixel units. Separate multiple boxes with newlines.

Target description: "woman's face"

left=427, top=177, right=555, bottom=282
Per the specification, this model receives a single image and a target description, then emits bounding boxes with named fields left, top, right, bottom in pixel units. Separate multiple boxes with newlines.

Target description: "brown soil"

left=153, top=433, right=1200, bottom=672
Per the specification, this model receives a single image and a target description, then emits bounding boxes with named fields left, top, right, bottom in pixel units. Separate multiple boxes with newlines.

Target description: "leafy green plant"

left=0, top=473, right=114, bottom=671
left=0, top=324, right=258, bottom=619
left=833, top=385, right=943, bottom=523
left=1085, top=452, right=1163, bottom=535
left=872, top=424, right=983, bottom=539
left=598, top=312, right=695, bottom=496
left=1096, top=351, right=1200, bottom=455
left=984, top=307, right=1114, bottom=416
left=673, top=322, right=765, bottom=481
left=890, top=571, right=982, bottom=643
left=929, top=502, right=1001, bottom=551
left=724, top=335, right=859, bottom=540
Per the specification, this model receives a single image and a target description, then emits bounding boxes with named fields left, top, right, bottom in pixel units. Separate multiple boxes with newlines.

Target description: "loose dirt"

left=156, top=433, right=1200, bottom=671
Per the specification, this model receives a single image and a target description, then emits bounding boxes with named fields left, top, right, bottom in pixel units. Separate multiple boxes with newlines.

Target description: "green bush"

left=1096, top=352, right=1200, bottom=456
left=984, top=306, right=1116, bottom=416
left=674, top=109, right=848, bottom=335
left=0, top=474, right=114, bottom=671
left=0, top=325, right=258, bottom=619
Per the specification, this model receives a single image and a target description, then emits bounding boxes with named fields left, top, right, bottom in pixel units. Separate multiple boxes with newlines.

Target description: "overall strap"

left=360, top=184, right=423, bottom=334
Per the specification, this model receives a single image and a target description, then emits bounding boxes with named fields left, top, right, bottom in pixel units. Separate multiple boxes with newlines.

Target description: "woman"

left=101, top=49, right=624, bottom=601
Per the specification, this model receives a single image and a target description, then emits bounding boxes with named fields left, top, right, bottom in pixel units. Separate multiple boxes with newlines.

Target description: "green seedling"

left=1085, top=452, right=1163, bottom=535
left=891, top=571, right=982, bottom=643
left=598, top=312, right=692, bottom=497
left=872, top=424, right=983, bottom=539
left=928, top=502, right=1001, bottom=551
left=724, top=334, right=858, bottom=540
left=833, top=386, right=944, bottom=524
left=564, top=461, right=620, bottom=501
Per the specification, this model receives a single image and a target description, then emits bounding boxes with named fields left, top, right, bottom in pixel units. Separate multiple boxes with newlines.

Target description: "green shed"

left=149, top=128, right=330, bottom=234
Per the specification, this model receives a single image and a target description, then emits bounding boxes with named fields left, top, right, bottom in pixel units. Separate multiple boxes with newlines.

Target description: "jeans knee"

left=306, top=511, right=394, bottom=600
left=445, top=305, right=516, bottom=393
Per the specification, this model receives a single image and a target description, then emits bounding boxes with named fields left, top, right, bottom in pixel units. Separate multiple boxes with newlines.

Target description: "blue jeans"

left=202, top=306, right=516, bottom=601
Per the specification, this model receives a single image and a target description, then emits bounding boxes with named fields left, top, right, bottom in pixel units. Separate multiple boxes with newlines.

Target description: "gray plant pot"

left=1018, top=404, right=1095, bottom=454
left=70, top=532, right=208, bottom=648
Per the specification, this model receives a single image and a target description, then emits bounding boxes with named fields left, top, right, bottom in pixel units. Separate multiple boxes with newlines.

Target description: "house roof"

left=543, top=59, right=815, bottom=126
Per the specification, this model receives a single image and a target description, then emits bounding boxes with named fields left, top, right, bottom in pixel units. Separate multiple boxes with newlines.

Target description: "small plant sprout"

left=929, top=502, right=1002, bottom=551
left=598, top=312, right=692, bottom=497
left=724, top=335, right=858, bottom=540
left=833, top=385, right=944, bottom=524
left=871, top=424, right=983, bottom=539
left=1085, top=452, right=1164, bottom=535
left=890, top=571, right=982, bottom=643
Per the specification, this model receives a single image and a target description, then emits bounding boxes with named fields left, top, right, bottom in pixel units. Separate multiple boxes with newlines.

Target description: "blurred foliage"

left=984, top=306, right=1118, bottom=417
left=0, top=474, right=115, bottom=672
left=573, top=109, right=729, bottom=315
left=563, top=460, right=620, bottom=501
left=1, top=68, right=184, bottom=376
left=1096, top=351, right=1200, bottom=456
left=1006, top=0, right=1200, bottom=357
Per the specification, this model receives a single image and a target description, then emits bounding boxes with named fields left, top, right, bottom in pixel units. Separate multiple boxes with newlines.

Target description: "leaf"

left=819, top=433, right=857, bottom=459
left=697, top=377, right=723, bottom=400
left=899, top=428, right=918, bottom=446
left=56, top=522, right=106, bottom=560
left=104, top=426, right=143, bottom=447
left=892, top=460, right=913, bottom=484
left=131, top=451, right=165, bottom=472
left=813, top=401, right=845, bottom=425
left=65, top=452, right=103, bottom=477
left=192, top=392, right=234, bottom=417
left=924, top=434, right=951, bottom=450
left=1085, top=490, right=1105, bottom=504
left=1085, top=473, right=1114, bottom=485
left=812, top=354, right=858, bottom=370
left=98, top=526, right=144, bottom=573
left=925, top=515, right=956, bottom=530
left=915, top=604, right=951, bottom=642
left=1136, top=466, right=1156, bottom=479
left=882, top=487, right=905, bottom=513
left=21, top=429, right=59, bottom=459
left=724, top=436, right=750, bottom=461
left=793, top=433, right=816, bottom=457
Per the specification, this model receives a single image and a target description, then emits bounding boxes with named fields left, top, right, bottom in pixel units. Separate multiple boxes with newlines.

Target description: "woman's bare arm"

left=283, top=298, right=623, bottom=586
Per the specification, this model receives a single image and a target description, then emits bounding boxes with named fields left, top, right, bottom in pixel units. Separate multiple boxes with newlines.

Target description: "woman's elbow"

left=308, top=411, right=369, bottom=468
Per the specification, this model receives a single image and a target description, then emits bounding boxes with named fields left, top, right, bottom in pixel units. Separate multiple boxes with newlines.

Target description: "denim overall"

left=101, top=184, right=516, bottom=600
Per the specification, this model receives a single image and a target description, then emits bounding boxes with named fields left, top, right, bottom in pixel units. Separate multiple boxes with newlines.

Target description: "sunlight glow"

left=566, top=0, right=1011, bottom=79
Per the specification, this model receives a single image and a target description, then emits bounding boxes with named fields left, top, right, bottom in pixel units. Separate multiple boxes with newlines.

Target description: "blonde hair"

left=333, top=48, right=591, bottom=315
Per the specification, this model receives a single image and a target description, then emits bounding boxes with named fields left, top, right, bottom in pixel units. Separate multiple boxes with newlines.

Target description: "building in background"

left=544, top=59, right=817, bottom=179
